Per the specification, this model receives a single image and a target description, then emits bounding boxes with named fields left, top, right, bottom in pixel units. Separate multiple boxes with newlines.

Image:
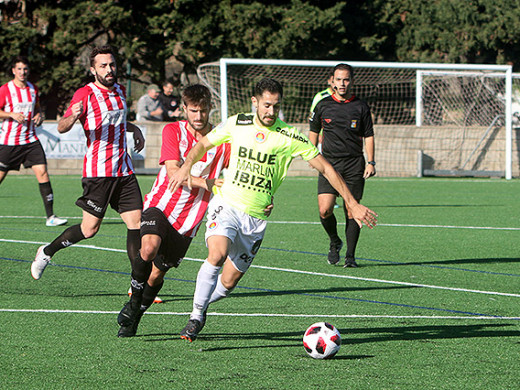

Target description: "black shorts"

left=0, top=141, right=47, bottom=172
left=75, top=175, right=143, bottom=218
left=140, top=207, right=192, bottom=272
left=318, top=155, right=365, bottom=201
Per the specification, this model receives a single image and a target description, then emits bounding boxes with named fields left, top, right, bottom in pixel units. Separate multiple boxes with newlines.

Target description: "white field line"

left=2, top=215, right=520, bottom=230
left=1, top=308, right=518, bottom=320
left=0, top=215, right=119, bottom=221
left=2, top=238, right=519, bottom=299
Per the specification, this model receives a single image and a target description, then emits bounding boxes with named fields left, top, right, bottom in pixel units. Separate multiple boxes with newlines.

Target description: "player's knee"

left=81, top=225, right=99, bottom=239
left=221, top=276, right=238, bottom=290
left=140, top=243, right=158, bottom=262
left=319, top=207, right=334, bottom=219
left=207, top=252, right=227, bottom=267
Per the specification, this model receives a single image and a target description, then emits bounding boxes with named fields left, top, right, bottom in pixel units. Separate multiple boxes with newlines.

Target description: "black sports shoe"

left=327, top=239, right=343, bottom=265
left=344, top=257, right=359, bottom=268
left=117, top=301, right=136, bottom=327
left=180, top=318, right=205, bottom=342
left=118, top=309, right=145, bottom=338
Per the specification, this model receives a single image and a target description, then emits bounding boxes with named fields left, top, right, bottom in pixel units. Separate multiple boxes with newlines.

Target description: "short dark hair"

left=163, top=78, right=180, bottom=88
left=11, top=56, right=29, bottom=69
left=90, top=45, right=115, bottom=67
left=333, top=63, right=354, bottom=79
left=254, top=78, right=283, bottom=99
left=182, top=84, right=212, bottom=108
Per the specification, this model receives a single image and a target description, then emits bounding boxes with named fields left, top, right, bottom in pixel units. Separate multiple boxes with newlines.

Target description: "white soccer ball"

left=302, top=322, right=341, bottom=359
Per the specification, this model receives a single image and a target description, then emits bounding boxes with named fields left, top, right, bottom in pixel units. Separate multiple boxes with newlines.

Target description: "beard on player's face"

left=95, top=71, right=117, bottom=88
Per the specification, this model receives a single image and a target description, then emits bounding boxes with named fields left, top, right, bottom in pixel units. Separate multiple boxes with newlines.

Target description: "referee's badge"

left=350, top=120, right=358, bottom=129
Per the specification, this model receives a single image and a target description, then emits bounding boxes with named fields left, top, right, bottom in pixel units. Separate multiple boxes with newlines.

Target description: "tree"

left=1, top=0, right=520, bottom=118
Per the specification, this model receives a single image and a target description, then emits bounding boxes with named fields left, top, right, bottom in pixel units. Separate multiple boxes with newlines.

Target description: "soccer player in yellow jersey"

left=170, top=78, right=378, bottom=342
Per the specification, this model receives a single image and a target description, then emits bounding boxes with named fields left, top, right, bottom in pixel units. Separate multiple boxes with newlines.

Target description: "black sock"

left=131, top=254, right=153, bottom=292
left=39, top=181, right=54, bottom=218
left=130, top=254, right=152, bottom=308
left=44, top=224, right=86, bottom=257
left=126, top=229, right=141, bottom=267
left=320, top=214, right=340, bottom=243
left=141, top=281, right=164, bottom=309
left=345, top=218, right=361, bottom=259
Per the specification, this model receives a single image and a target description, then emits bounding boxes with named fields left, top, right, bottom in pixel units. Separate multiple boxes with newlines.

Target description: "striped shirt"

left=143, top=121, right=230, bottom=237
left=0, top=81, right=39, bottom=146
left=64, top=82, right=133, bottom=178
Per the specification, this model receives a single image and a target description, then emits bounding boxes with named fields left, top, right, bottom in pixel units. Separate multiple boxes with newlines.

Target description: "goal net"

left=197, top=59, right=513, bottom=178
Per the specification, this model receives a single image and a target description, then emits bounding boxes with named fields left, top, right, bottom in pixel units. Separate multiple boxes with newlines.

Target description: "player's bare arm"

left=363, top=136, right=376, bottom=179
left=308, top=154, right=377, bottom=228
left=0, top=110, right=25, bottom=124
left=168, top=136, right=215, bottom=192
left=308, top=131, right=319, bottom=147
left=165, top=159, right=222, bottom=193
left=32, top=102, right=43, bottom=127
left=127, top=122, right=145, bottom=152
left=57, top=101, right=83, bottom=133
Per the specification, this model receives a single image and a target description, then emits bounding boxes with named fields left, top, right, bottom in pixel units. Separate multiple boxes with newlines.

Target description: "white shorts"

left=205, top=194, right=267, bottom=273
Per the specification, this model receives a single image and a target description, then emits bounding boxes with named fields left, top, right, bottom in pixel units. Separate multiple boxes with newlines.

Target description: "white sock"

left=209, top=274, right=234, bottom=304
left=191, top=260, right=221, bottom=321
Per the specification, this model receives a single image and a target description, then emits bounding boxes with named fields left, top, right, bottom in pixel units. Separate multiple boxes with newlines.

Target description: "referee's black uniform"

left=309, top=94, right=374, bottom=267
left=309, top=95, right=374, bottom=200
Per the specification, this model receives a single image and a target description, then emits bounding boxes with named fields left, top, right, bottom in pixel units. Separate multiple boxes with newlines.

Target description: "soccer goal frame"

left=204, top=58, right=513, bottom=179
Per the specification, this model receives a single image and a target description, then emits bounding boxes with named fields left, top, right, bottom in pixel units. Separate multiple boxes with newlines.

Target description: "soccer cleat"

left=327, top=239, right=343, bottom=265
left=127, top=287, right=163, bottom=304
left=344, top=257, right=359, bottom=268
left=31, top=245, right=51, bottom=280
left=118, top=309, right=145, bottom=338
left=117, top=300, right=136, bottom=327
left=46, top=215, right=68, bottom=227
left=180, top=318, right=205, bottom=342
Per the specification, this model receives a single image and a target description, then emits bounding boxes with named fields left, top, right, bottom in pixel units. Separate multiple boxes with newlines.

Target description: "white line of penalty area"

left=1, top=309, right=519, bottom=320
left=2, top=215, right=520, bottom=231
left=2, top=238, right=520, bottom=299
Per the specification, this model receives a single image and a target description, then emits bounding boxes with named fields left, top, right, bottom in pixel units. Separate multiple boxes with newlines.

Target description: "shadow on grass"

left=370, top=204, right=497, bottom=208
left=140, top=323, right=519, bottom=353
left=229, top=285, right=418, bottom=299
left=341, top=323, right=520, bottom=344
left=376, top=257, right=520, bottom=267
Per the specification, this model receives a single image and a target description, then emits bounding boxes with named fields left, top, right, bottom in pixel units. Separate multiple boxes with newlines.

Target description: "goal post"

left=197, top=58, right=513, bottom=179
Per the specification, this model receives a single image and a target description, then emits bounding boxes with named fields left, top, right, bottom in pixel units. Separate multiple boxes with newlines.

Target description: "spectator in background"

left=137, top=84, right=163, bottom=121
left=159, top=79, right=181, bottom=122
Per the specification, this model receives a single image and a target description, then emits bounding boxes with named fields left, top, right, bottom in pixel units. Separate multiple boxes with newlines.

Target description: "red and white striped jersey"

left=143, top=121, right=231, bottom=238
left=0, top=81, right=39, bottom=146
left=64, top=82, right=133, bottom=178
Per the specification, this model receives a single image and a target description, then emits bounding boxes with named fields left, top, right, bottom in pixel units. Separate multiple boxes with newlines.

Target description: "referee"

left=309, top=63, right=375, bottom=268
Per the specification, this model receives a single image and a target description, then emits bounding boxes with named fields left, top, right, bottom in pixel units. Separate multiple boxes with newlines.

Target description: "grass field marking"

left=267, top=221, right=520, bottom=231
left=251, top=264, right=520, bottom=298
left=3, top=238, right=519, bottom=299
left=1, top=308, right=519, bottom=320
left=3, top=215, right=520, bottom=231
left=0, top=215, right=120, bottom=221
left=376, top=223, right=520, bottom=231
left=0, top=238, right=127, bottom=252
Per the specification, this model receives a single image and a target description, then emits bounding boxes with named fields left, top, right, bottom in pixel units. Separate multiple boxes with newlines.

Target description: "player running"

left=31, top=45, right=144, bottom=280
left=170, top=78, right=378, bottom=342
left=117, top=84, right=232, bottom=337
left=0, top=56, right=67, bottom=227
